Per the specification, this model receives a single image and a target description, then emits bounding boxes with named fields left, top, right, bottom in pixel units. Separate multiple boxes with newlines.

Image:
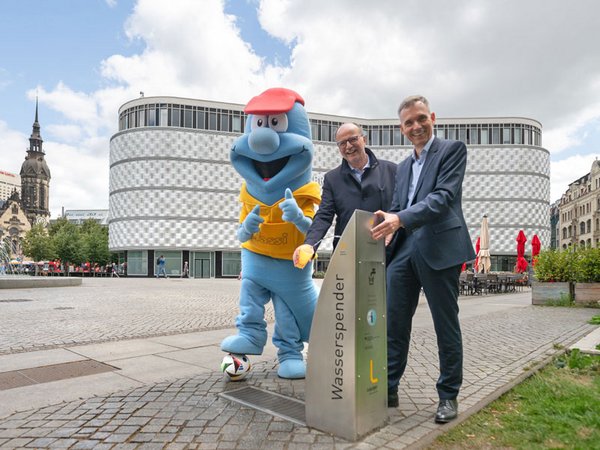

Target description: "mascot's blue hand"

left=238, top=205, right=264, bottom=242
left=280, top=188, right=303, bottom=223
left=280, top=188, right=312, bottom=233
left=241, top=205, right=264, bottom=237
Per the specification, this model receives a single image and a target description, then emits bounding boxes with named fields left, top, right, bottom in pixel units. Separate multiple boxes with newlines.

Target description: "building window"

left=161, top=251, right=182, bottom=276
left=159, top=107, right=168, bottom=126
left=232, top=115, right=242, bottom=133
left=320, top=123, right=330, bottom=142
left=208, top=111, right=218, bottom=130
left=469, top=127, right=478, bottom=144
left=138, top=109, right=146, bottom=127
left=587, top=219, right=591, bottom=233
left=480, top=128, right=489, bottom=144
left=127, top=250, right=148, bottom=276
left=514, top=127, right=521, bottom=144
left=382, top=128, right=391, bottom=145
left=492, top=127, right=500, bottom=144
left=310, top=123, right=319, bottom=140
left=502, top=127, right=511, bottom=144
left=222, top=251, right=241, bottom=277
left=221, top=113, right=230, bottom=132
left=580, top=222, right=586, bottom=235
left=171, top=108, right=181, bottom=127
left=370, top=128, right=380, bottom=146
left=562, top=227, right=567, bottom=239
left=196, top=110, right=205, bottom=129
left=183, top=109, right=193, bottom=128
left=394, top=128, right=403, bottom=145
left=147, top=107, right=157, bottom=126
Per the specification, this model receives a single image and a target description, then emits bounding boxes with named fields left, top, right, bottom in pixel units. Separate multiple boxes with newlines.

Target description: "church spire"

left=28, top=97, right=44, bottom=154
left=20, top=98, right=51, bottom=225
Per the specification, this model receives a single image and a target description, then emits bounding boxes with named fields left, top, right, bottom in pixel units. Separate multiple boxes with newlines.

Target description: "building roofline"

left=118, top=96, right=543, bottom=129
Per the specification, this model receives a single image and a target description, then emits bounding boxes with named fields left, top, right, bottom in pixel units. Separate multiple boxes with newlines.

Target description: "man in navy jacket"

left=294, top=122, right=397, bottom=262
left=371, top=96, right=475, bottom=423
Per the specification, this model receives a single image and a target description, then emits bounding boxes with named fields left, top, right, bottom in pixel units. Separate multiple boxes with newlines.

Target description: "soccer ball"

left=221, top=353, right=251, bottom=381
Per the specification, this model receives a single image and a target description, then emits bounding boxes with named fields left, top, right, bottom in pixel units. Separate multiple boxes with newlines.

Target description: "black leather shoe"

left=435, top=399, right=458, bottom=423
left=388, top=391, right=399, bottom=408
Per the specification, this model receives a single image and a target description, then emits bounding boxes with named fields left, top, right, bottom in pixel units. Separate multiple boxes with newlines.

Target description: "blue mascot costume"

left=221, top=88, right=321, bottom=379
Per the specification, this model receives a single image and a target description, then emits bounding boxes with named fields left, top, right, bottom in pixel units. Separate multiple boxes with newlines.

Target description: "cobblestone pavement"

left=0, top=278, right=273, bottom=355
left=0, top=280, right=598, bottom=449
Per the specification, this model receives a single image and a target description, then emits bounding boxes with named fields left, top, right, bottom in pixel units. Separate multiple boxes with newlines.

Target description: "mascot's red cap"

left=244, top=88, right=305, bottom=115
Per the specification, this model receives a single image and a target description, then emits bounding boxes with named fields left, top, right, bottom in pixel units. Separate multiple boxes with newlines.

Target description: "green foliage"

left=22, top=223, right=55, bottom=262
left=534, top=248, right=577, bottom=282
left=53, top=223, right=84, bottom=265
left=590, top=315, right=600, bottom=325
left=313, top=271, right=325, bottom=279
left=574, top=247, right=600, bottom=283
left=556, top=348, right=600, bottom=371
left=535, top=247, right=600, bottom=283
left=23, top=218, right=111, bottom=268
left=80, top=220, right=111, bottom=265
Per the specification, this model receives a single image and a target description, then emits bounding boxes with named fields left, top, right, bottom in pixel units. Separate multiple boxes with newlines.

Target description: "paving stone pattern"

left=0, top=279, right=271, bottom=355
left=0, top=282, right=597, bottom=449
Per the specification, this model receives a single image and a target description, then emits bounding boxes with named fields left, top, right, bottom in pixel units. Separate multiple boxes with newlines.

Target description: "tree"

left=80, top=220, right=111, bottom=266
left=52, top=221, right=84, bottom=267
left=22, top=223, right=55, bottom=262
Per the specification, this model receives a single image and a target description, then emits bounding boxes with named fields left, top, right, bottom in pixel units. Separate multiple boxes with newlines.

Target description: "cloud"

left=551, top=155, right=598, bottom=202
left=101, top=0, right=284, bottom=103
left=0, top=120, right=27, bottom=175
left=45, top=141, right=109, bottom=215
left=257, top=0, right=600, bottom=155
left=4, top=0, right=600, bottom=218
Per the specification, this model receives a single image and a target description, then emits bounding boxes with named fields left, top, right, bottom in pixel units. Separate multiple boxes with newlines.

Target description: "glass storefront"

left=222, top=251, right=241, bottom=277
left=193, top=251, right=214, bottom=278
left=157, top=251, right=182, bottom=276
left=127, top=250, right=148, bottom=276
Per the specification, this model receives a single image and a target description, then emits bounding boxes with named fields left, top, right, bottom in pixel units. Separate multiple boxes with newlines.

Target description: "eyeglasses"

left=336, top=135, right=363, bottom=148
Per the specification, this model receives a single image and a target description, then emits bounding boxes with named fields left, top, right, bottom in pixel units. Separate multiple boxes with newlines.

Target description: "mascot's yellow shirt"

left=239, top=182, right=321, bottom=260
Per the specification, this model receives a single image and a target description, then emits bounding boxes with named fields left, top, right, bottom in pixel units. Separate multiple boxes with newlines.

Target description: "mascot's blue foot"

left=278, top=359, right=306, bottom=379
left=221, top=335, right=263, bottom=355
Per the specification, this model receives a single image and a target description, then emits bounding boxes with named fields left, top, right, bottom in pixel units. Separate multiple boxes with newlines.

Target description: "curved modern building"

left=109, top=96, right=549, bottom=277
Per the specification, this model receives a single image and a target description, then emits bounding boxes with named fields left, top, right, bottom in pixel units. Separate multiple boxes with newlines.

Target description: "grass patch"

left=589, top=315, right=600, bottom=325
left=430, top=350, right=600, bottom=449
left=544, top=293, right=574, bottom=307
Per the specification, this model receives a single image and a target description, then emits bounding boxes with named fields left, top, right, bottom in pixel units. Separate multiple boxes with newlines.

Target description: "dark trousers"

left=386, top=235, right=463, bottom=400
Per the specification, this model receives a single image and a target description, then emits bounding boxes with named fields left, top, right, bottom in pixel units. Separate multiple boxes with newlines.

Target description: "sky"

left=1, top=0, right=599, bottom=219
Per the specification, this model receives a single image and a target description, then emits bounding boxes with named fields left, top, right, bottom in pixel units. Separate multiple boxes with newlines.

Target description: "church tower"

left=20, top=98, right=51, bottom=225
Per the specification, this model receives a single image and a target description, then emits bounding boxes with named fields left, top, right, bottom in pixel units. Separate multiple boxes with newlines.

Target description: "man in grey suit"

left=371, top=95, right=475, bottom=423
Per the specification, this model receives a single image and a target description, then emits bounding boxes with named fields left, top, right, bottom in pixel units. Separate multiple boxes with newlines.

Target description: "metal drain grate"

left=0, top=360, right=117, bottom=391
left=220, top=386, right=306, bottom=425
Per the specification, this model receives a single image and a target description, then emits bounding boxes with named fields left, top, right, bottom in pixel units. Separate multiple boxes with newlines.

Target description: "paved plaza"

left=0, top=278, right=598, bottom=449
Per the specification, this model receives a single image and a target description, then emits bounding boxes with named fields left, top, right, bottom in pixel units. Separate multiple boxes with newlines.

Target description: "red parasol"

left=474, top=236, right=480, bottom=272
left=531, top=234, right=541, bottom=266
left=515, top=230, right=528, bottom=273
